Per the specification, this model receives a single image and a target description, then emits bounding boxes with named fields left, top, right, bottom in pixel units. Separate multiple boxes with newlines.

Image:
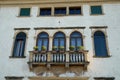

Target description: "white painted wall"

left=0, top=3, right=120, bottom=80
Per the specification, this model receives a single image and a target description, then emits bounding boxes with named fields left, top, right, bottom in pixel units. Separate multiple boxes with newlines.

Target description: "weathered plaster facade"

left=0, top=0, right=120, bottom=80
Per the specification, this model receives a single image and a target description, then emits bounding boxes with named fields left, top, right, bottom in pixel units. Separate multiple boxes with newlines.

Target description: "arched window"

left=37, top=32, right=49, bottom=51
left=53, top=32, right=65, bottom=51
left=13, top=32, right=26, bottom=57
left=70, top=31, right=83, bottom=50
left=94, top=31, right=108, bottom=57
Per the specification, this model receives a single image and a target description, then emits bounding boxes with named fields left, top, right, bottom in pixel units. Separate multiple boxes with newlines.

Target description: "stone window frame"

left=36, top=31, right=49, bottom=51
left=90, top=26, right=111, bottom=58
left=52, top=31, right=66, bottom=51
left=34, top=27, right=85, bottom=51
left=90, top=5, right=104, bottom=16
left=10, top=28, right=30, bottom=58
left=69, top=31, right=84, bottom=50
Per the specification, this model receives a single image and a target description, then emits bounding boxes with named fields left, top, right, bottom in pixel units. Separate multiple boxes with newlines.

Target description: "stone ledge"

left=28, top=76, right=89, bottom=80
left=0, top=0, right=120, bottom=5
left=5, top=76, right=24, bottom=79
left=34, top=27, right=85, bottom=30
left=14, top=28, right=30, bottom=30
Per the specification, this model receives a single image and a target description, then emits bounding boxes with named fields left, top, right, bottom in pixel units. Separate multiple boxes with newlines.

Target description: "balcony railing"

left=69, top=53, right=85, bottom=62
left=28, top=50, right=89, bottom=70
left=32, top=53, right=47, bottom=62
left=51, top=53, right=66, bottom=62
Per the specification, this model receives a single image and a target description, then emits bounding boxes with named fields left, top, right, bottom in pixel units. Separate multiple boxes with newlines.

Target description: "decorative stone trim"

left=89, top=26, right=108, bottom=29
left=34, top=27, right=86, bottom=30
left=14, top=28, right=30, bottom=30
left=94, top=77, right=115, bottom=80
left=90, top=26, right=110, bottom=58
left=0, top=0, right=120, bottom=5
left=28, top=77, right=89, bottom=80
left=93, top=55, right=111, bottom=58
left=11, top=28, right=30, bottom=58
left=9, top=56, right=26, bottom=58
left=5, top=76, right=24, bottom=80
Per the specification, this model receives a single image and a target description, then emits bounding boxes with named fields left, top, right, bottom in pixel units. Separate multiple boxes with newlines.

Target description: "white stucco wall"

left=0, top=3, right=120, bottom=80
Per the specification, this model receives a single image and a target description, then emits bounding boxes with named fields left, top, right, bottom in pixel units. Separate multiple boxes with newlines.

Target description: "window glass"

left=20, top=8, right=30, bottom=16
left=37, top=32, right=49, bottom=51
left=13, top=32, right=26, bottom=57
left=94, top=31, right=108, bottom=57
left=40, top=8, right=51, bottom=16
left=69, top=7, right=81, bottom=15
left=54, top=7, right=66, bottom=15
left=53, top=32, right=65, bottom=50
left=91, top=6, right=102, bottom=15
left=70, top=31, right=83, bottom=50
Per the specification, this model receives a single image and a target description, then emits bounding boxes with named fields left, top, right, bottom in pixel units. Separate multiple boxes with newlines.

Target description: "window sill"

left=5, top=76, right=24, bottom=79
left=9, top=56, right=26, bottom=58
left=90, top=13, right=104, bottom=16
left=69, top=14, right=83, bottom=16
left=94, top=77, right=115, bottom=80
left=37, top=15, right=52, bottom=17
left=17, top=15, right=31, bottom=17
left=93, top=55, right=111, bottom=58
left=54, top=14, right=66, bottom=16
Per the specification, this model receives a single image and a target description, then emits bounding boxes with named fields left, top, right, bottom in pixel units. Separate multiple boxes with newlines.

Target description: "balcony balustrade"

left=51, top=53, right=66, bottom=62
left=28, top=50, right=89, bottom=70
left=32, top=53, right=47, bottom=62
left=69, top=53, right=85, bottom=62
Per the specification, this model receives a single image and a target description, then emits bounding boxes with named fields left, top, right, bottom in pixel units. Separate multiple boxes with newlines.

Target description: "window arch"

left=70, top=31, right=83, bottom=50
left=13, top=32, right=26, bottom=57
left=53, top=32, right=65, bottom=51
left=37, top=32, right=49, bottom=51
left=94, top=31, right=108, bottom=57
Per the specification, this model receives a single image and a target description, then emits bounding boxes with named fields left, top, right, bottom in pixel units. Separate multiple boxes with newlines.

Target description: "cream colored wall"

left=0, top=3, right=120, bottom=80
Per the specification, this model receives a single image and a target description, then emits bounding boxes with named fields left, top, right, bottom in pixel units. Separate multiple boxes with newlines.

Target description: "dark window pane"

left=40, top=8, right=51, bottom=16
left=91, top=6, right=102, bottom=14
left=54, top=39, right=59, bottom=50
left=13, top=32, right=26, bottom=57
left=71, top=38, right=76, bottom=46
left=55, top=8, right=66, bottom=15
left=54, top=32, right=65, bottom=37
left=69, top=7, right=81, bottom=15
left=71, top=32, right=82, bottom=37
left=76, top=38, right=82, bottom=47
left=20, top=8, right=30, bottom=16
left=38, top=32, right=49, bottom=38
left=53, top=32, right=65, bottom=50
left=37, top=32, right=49, bottom=51
left=70, top=31, right=83, bottom=50
left=60, top=39, right=64, bottom=47
left=43, top=39, right=49, bottom=50
left=38, top=39, right=42, bottom=51
left=94, top=31, right=108, bottom=57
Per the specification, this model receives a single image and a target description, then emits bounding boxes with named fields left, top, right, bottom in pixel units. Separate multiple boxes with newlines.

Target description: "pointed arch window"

left=70, top=31, right=83, bottom=50
left=13, top=32, right=26, bottom=57
left=37, top=32, right=49, bottom=51
left=53, top=32, right=65, bottom=51
left=94, top=31, right=108, bottom=57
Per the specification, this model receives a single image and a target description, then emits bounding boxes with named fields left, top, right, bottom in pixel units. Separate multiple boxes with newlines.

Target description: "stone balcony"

left=28, top=50, right=89, bottom=71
